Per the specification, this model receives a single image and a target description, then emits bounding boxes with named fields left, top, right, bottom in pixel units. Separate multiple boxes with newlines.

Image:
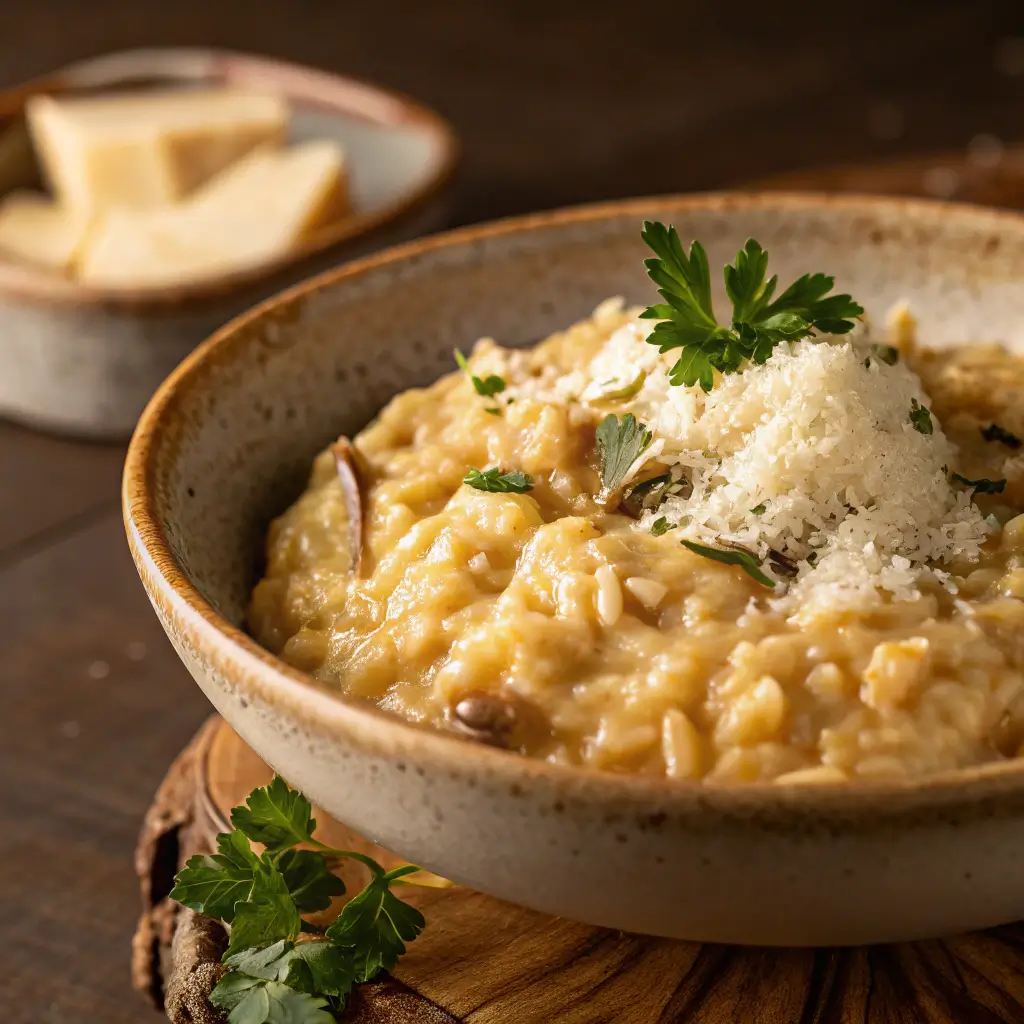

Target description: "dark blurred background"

left=6, top=0, right=1022, bottom=224
left=3, top=1, right=1023, bottom=1021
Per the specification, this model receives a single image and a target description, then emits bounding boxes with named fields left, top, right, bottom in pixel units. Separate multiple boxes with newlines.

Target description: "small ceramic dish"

left=125, top=193, right=1024, bottom=947
left=0, top=47, right=457, bottom=438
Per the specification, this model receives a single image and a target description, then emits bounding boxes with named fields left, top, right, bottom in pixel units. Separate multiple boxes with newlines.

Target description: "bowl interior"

left=136, top=194, right=1024, bottom=637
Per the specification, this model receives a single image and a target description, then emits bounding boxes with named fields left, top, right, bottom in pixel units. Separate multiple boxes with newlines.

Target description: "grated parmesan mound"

left=504, top=300, right=994, bottom=612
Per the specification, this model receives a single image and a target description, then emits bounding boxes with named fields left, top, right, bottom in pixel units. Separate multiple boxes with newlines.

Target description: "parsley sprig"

left=170, top=776, right=425, bottom=1023
left=639, top=222, right=863, bottom=391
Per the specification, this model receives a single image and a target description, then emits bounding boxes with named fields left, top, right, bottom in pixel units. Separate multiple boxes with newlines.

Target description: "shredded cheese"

left=501, top=302, right=992, bottom=614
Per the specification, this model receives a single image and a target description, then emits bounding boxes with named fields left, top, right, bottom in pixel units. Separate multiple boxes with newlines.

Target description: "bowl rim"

left=0, top=46, right=460, bottom=309
left=124, top=189, right=1024, bottom=817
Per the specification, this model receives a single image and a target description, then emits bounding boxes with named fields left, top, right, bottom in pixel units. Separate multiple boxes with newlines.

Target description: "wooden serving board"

left=134, top=716, right=1024, bottom=1024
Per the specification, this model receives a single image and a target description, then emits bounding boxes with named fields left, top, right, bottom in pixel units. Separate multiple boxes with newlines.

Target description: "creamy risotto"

left=250, top=233, right=1024, bottom=783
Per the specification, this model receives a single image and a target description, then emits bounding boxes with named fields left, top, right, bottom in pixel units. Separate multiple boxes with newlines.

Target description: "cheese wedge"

left=27, top=88, right=288, bottom=214
left=0, top=191, right=92, bottom=272
left=78, top=140, right=350, bottom=288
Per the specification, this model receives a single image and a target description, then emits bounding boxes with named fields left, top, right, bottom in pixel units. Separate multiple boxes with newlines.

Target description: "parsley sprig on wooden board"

left=169, top=777, right=425, bottom=1023
left=640, top=222, right=863, bottom=391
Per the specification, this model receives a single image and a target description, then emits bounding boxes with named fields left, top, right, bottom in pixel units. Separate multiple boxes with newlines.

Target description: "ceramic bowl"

left=0, top=48, right=457, bottom=439
left=125, top=193, right=1024, bottom=946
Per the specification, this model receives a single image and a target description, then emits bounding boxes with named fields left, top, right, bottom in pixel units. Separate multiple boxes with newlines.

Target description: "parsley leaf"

left=209, top=971, right=266, bottom=1013
left=223, top=941, right=297, bottom=982
left=278, top=849, right=346, bottom=914
left=454, top=349, right=506, bottom=398
left=909, top=399, right=933, bottom=435
left=222, top=940, right=357, bottom=1006
left=750, top=503, right=767, bottom=515
left=227, top=861, right=302, bottom=956
left=981, top=423, right=1022, bottom=449
left=212, top=979, right=333, bottom=1024
left=951, top=473, right=1006, bottom=494
left=286, top=941, right=357, bottom=1000
left=170, top=829, right=260, bottom=922
left=650, top=517, right=673, bottom=536
left=680, top=540, right=776, bottom=588
left=640, top=223, right=862, bottom=391
left=596, top=413, right=653, bottom=493
left=463, top=467, right=534, bottom=493
left=231, top=776, right=317, bottom=851
left=325, top=877, right=426, bottom=983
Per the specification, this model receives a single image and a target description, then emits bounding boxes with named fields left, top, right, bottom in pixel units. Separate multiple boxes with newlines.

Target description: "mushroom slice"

left=331, top=436, right=365, bottom=574
left=451, top=691, right=518, bottom=748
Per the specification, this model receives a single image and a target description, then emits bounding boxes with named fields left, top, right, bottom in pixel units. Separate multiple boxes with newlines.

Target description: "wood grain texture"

left=0, top=422, right=123, bottom=560
left=145, top=718, right=1024, bottom=1024
left=2, top=1, right=1023, bottom=1021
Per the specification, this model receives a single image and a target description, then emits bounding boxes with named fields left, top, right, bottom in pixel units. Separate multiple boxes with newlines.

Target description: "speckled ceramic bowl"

left=0, top=48, right=457, bottom=439
left=124, top=193, right=1024, bottom=946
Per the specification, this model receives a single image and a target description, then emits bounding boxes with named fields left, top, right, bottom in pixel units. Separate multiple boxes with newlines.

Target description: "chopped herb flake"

left=951, top=473, right=1006, bottom=494
left=680, top=540, right=776, bottom=588
left=463, top=467, right=534, bottom=493
left=750, top=503, right=767, bottom=515
left=981, top=423, right=1022, bottom=450
left=909, top=399, right=933, bottom=435
left=650, top=517, right=673, bottom=536
left=454, top=349, right=506, bottom=398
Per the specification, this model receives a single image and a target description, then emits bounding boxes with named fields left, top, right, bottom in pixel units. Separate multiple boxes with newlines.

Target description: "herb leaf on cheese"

left=640, top=222, right=863, bottom=391
left=909, top=400, right=933, bottom=435
left=951, top=473, right=1006, bottom=494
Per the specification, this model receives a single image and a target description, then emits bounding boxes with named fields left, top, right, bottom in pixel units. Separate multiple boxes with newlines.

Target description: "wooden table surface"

left=2, top=2, right=1022, bottom=1021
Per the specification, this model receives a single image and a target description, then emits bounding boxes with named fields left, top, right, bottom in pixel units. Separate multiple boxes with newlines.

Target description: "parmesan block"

left=26, top=88, right=288, bottom=214
left=78, top=140, right=349, bottom=288
left=0, top=190, right=91, bottom=272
